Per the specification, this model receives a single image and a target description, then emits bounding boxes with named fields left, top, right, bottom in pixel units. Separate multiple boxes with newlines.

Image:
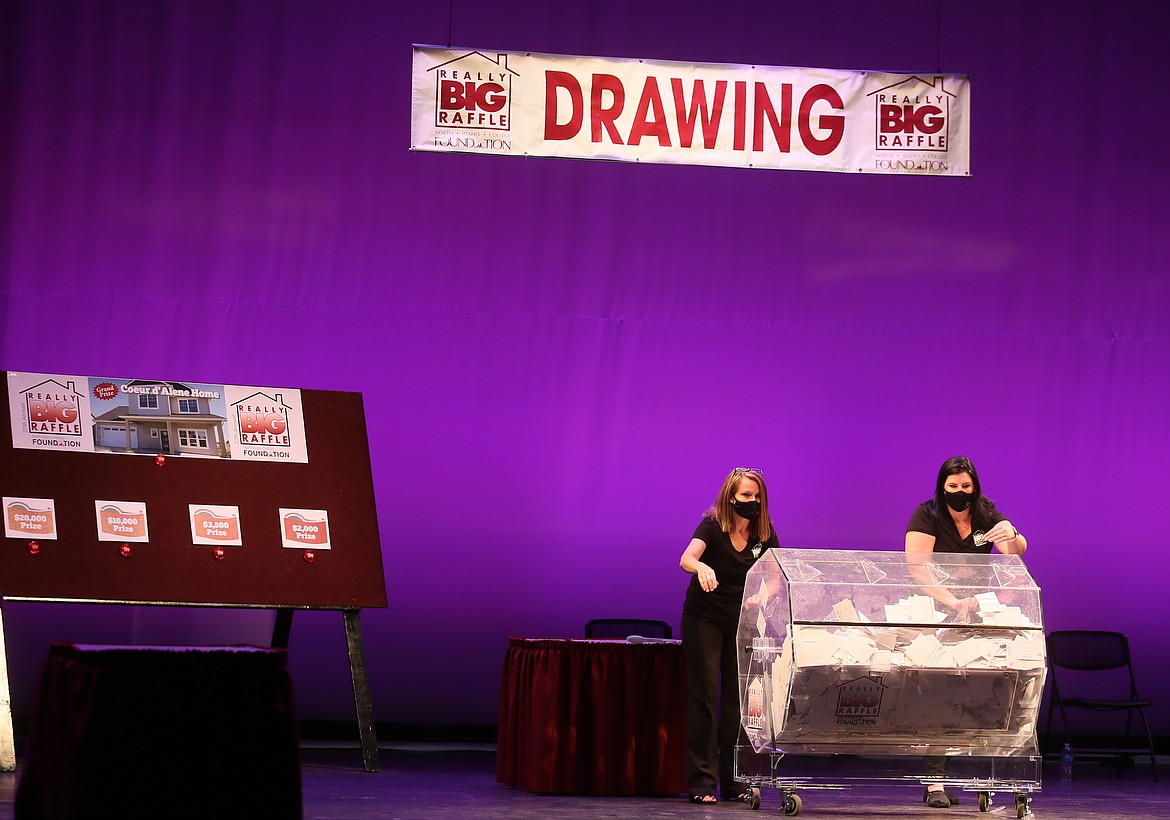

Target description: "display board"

left=1, top=372, right=387, bottom=609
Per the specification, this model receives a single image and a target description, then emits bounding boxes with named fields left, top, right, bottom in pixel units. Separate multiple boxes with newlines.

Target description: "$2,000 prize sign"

left=411, top=45, right=970, bottom=176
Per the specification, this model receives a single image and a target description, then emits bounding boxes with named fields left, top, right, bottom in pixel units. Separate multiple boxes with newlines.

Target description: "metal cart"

left=734, top=549, right=1045, bottom=816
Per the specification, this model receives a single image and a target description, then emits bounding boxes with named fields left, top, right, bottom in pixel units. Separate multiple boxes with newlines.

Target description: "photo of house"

left=91, top=379, right=230, bottom=458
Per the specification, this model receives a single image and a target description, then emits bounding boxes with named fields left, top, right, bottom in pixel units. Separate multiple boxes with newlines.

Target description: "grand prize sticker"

left=279, top=508, right=332, bottom=549
left=95, top=501, right=150, bottom=542
left=189, top=504, right=243, bottom=546
left=3, top=497, right=58, bottom=539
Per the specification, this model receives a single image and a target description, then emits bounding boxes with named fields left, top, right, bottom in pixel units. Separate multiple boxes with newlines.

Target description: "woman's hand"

left=950, top=596, right=979, bottom=623
left=985, top=521, right=1026, bottom=554
left=680, top=538, right=718, bottom=590
left=985, top=521, right=1017, bottom=544
left=696, top=562, right=718, bottom=592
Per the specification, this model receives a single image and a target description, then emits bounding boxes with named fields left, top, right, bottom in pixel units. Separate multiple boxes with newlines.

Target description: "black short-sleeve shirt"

left=906, top=501, right=1007, bottom=554
left=683, top=515, right=778, bottom=625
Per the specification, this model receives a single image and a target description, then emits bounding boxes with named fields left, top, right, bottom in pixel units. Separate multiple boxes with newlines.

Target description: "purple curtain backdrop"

left=2, top=0, right=1168, bottom=734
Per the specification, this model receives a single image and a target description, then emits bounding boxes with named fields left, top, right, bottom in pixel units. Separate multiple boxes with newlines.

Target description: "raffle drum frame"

left=735, top=549, right=1045, bottom=817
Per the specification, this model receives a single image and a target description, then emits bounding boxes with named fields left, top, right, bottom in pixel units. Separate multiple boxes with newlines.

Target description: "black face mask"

left=732, top=499, right=761, bottom=520
left=944, top=490, right=973, bottom=512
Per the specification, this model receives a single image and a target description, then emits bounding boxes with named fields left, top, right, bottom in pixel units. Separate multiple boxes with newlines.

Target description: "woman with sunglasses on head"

left=906, top=455, right=1027, bottom=809
left=679, top=467, right=779, bottom=805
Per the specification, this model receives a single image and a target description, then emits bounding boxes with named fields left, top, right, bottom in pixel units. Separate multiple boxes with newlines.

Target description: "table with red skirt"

left=496, top=637, right=687, bottom=795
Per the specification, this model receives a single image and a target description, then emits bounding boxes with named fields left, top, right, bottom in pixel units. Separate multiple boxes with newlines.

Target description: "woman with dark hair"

left=905, top=455, right=1028, bottom=808
left=679, top=467, right=779, bottom=805
left=907, top=455, right=1027, bottom=566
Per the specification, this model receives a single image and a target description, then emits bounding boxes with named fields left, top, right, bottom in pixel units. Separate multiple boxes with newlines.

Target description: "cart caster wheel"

left=1015, top=793, right=1029, bottom=818
left=782, top=792, right=802, bottom=816
left=746, top=787, right=760, bottom=810
left=978, top=791, right=990, bottom=812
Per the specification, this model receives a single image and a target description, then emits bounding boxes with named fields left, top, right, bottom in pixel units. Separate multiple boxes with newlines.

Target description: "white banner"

left=6, top=371, right=308, bottom=463
left=411, top=46, right=970, bottom=176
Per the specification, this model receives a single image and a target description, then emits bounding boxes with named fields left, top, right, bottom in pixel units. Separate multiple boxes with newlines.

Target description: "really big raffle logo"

left=24, top=377, right=83, bottom=436
left=225, top=386, right=308, bottom=462
left=871, top=76, right=955, bottom=151
left=836, top=675, right=886, bottom=725
left=426, top=51, right=516, bottom=150
left=233, top=391, right=291, bottom=446
left=868, top=76, right=959, bottom=174
left=8, top=373, right=96, bottom=452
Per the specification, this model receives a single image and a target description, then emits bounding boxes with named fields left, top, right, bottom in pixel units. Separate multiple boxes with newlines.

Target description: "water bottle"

left=1060, top=742, right=1073, bottom=781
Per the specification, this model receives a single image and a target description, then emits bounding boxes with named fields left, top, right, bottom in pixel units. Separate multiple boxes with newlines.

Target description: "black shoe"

left=923, top=787, right=960, bottom=807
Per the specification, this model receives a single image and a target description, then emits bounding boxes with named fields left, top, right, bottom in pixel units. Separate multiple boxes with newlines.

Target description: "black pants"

left=925, top=755, right=948, bottom=778
left=682, top=612, right=745, bottom=799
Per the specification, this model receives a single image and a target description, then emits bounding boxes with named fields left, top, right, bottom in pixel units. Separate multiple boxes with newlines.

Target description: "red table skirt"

left=497, top=637, right=686, bottom=795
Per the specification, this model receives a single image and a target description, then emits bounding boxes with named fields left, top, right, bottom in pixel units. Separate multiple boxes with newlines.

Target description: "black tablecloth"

left=15, top=642, right=301, bottom=819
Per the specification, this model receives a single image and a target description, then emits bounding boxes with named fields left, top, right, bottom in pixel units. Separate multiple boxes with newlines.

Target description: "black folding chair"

left=584, top=618, right=672, bottom=640
left=1045, top=630, right=1158, bottom=780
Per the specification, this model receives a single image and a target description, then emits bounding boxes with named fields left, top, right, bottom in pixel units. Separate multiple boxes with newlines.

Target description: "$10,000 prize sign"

left=411, top=46, right=970, bottom=177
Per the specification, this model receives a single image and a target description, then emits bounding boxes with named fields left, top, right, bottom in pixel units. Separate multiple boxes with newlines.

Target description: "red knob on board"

left=27, top=541, right=41, bottom=555
left=155, top=454, right=166, bottom=466
left=303, top=550, right=316, bottom=563
left=120, top=543, right=132, bottom=557
left=213, top=547, right=226, bottom=560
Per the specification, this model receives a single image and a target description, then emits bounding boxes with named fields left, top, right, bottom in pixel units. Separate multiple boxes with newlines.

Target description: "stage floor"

left=1, top=745, right=1165, bottom=818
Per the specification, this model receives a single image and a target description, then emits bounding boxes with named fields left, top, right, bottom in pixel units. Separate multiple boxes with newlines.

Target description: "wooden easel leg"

left=343, top=608, right=381, bottom=772
left=0, top=606, right=16, bottom=771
